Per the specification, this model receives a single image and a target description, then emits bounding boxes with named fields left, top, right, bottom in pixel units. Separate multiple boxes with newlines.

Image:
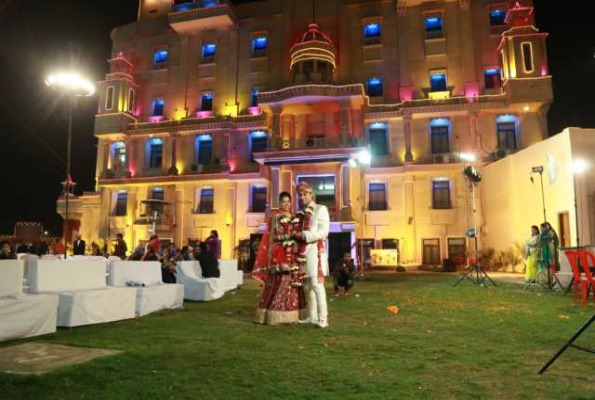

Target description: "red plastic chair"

left=576, top=250, right=595, bottom=305
left=564, top=251, right=590, bottom=306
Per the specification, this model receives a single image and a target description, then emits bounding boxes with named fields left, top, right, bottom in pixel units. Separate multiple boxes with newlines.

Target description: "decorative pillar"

left=403, top=114, right=413, bottom=163
left=168, top=135, right=178, bottom=175
left=104, top=141, right=111, bottom=171
left=270, top=105, right=282, bottom=148
left=340, top=100, right=351, bottom=145
left=271, top=167, right=281, bottom=210
left=469, top=111, right=479, bottom=153
left=341, top=163, right=351, bottom=209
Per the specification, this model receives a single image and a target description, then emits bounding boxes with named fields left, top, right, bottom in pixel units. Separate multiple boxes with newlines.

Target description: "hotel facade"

left=58, top=0, right=553, bottom=266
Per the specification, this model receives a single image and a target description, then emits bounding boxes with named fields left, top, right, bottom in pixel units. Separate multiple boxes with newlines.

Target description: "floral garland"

left=291, top=205, right=314, bottom=287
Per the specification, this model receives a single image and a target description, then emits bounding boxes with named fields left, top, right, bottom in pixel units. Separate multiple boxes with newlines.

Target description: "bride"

left=253, top=191, right=306, bottom=325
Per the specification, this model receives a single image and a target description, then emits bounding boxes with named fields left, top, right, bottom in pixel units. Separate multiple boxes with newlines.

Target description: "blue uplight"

left=490, top=9, right=507, bottom=26
left=197, top=135, right=212, bottom=142
left=173, top=2, right=195, bottom=12
left=152, top=99, right=164, bottom=116
left=253, top=37, right=268, bottom=52
left=367, top=78, right=383, bottom=97
left=430, top=73, right=447, bottom=92
left=430, top=118, right=450, bottom=127
left=370, top=122, right=387, bottom=130
left=364, top=23, right=381, bottom=38
left=485, top=69, right=499, bottom=76
left=250, top=130, right=268, bottom=139
left=496, top=114, right=518, bottom=123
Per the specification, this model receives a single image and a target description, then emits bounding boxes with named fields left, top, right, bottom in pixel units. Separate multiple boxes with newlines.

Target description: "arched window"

left=195, top=135, right=213, bottom=165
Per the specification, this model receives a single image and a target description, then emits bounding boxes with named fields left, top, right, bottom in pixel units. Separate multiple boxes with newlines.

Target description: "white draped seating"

left=107, top=261, right=184, bottom=316
left=0, top=260, right=59, bottom=342
left=219, top=260, right=240, bottom=292
left=176, top=261, right=224, bottom=301
left=26, top=259, right=136, bottom=328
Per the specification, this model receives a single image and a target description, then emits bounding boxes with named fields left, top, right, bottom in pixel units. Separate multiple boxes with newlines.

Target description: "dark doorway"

left=328, top=232, right=352, bottom=272
left=447, top=237, right=467, bottom=268
left=422, top=238, right=441, bottom=265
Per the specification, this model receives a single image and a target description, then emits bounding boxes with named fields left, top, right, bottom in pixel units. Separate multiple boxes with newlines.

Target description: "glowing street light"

left=357, top=149, right=372, bottom=165
left=459, top=152, right=477, bottom=163
left=572, top=159, right=588, bottom=174
left=46, top=70, right=96, bottom=257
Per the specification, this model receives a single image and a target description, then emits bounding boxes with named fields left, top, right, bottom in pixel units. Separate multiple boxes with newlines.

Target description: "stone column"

left=469, top=111, right=479, bottom=153
left=270, top=104, right=282, bottom=149
left=340, top=100, right=351, bottom=145
left=271, top=167, right=281, bottom=210
left=168, top=135, right=178, bottom=175
left=341, top=163, right=351, bottom=209
left=403, top=114, right=413, bottom=163
left=104, top=141, right=111, bottom=171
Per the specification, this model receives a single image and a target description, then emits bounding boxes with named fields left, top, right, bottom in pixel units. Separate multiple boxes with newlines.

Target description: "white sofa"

left=176, top=261, right=224, bottom=301
left=0, top=260, right=59, bottom=342
left=107, top=261, right=184, bottom=316
left=219, top=259, right=239, bottom=292
left=26, top=259, right=136, bottom=328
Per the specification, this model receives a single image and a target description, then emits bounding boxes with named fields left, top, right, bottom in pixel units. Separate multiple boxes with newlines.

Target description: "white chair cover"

left=176, top=261, right=224, bottom=301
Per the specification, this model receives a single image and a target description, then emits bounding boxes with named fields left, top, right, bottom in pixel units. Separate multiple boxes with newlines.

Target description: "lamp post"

left=350, top=149, right=371, bottom=275
left=572, top=159, right=588, bottom=248
left=45, top=72, right=95, bottom=257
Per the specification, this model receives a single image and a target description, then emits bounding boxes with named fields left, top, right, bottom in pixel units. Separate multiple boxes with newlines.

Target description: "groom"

left=294, top=181, right=330, bottom=328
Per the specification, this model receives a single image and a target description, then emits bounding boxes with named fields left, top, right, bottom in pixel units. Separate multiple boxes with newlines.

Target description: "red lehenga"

left=253, top=212, right=306, bottom=325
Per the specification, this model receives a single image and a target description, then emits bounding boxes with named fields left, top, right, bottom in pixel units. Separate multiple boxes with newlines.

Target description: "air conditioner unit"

left=494, top=148, right=512, bottom=160
left=433, top=153, right=450, bottom=164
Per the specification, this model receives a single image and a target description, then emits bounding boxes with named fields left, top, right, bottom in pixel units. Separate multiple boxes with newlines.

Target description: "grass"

left=1, top=273, right=594, bottom=400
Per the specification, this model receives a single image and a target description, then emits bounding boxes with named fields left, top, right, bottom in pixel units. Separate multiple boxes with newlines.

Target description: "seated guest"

left=113, top=233, right=128, bottom=259
left=127, top=244, right=145, bottom=261
left=90, top=242, right=103, bottom=256
left=142, top=235, right=161, bottom=261
left=180, top=246, right=193, bottom=261
left=197, top=242, right=220, bottom=278
left=159, top=247, right=177, bottom=283
left=0, top=241, right=16, bottom=259
left=16, top=243, right=29, bottom=254
left=333, top=252, right=356, bottom=296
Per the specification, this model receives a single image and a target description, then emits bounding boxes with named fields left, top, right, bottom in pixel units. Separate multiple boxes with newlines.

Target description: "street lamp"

left=572, top=159, right=588, bottom=248
left=351, top=149, right=372, bottom=275
left=45, top=71, right=95, bottom=257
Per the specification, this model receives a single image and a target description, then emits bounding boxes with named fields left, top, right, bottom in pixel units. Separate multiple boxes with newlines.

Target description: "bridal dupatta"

left=252, top=214, right=275, bottom=284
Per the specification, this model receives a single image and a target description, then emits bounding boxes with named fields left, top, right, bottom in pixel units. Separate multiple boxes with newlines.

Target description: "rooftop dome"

left=290, top=23, right=337, bottom=84
left=292, top=23, right=335, bottom=47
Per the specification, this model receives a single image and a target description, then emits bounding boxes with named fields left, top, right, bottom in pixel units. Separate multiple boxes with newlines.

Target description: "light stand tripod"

left=454, top=167, right=496, bottom=287
left=539, top=313, right=595, bottom=374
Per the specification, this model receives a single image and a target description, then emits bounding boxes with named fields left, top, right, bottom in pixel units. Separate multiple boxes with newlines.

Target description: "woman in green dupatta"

left=538, top=222, right=561, bottom=277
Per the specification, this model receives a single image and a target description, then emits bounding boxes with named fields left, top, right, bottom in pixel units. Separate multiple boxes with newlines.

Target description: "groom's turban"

left=297, top=181, right=313, bottom=193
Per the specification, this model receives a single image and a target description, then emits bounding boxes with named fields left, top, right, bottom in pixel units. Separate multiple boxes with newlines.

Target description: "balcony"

left=168, top=1, right=236, bottom=35
left=134, top=215, right=174, bottom=229
left=258, top=84, right=365, bottom=106
left=253, top=136, right=365, bottom=166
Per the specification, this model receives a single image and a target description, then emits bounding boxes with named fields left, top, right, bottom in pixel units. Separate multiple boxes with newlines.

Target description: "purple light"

left=248, top=106, right=261, bottom=116
left=196, top=110, right=213, bottom=118
left=149, top=116, right=164, bottom=123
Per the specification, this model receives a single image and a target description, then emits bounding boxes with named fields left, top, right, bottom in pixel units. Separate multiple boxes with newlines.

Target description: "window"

left=196, top=135, right=213, bottom=165
left=105, top=86, right=115, bottom=111
left=250, top=131, right=268, bottom=160
left=490, top=8, right=507, bottom=26
left=430, top=71, right=447, bottom=92
left=367, top=78, right=383, bottom=97
left=114, top=191, right=128, bottom=216
left=484, top=68, right=502, bottom=89
left=448, top=238, right=467, bottom=265
left=251, top=89, right=259, bottom=107
left=251, top=185, right=267, bottom=213
left=368, top=182, right=387, bottom=211
left=432, top=180, right=451, bottom=209
left=128, top=88, right=135, bottom=113
left=425, top=14, right=443, bottom=38
left=382, top=239, right=398, bottom=250
left=297, top=176, right=336, bottom=210
left=364, top=22, right=381, bottom=45
left=153, top=49, right=168, bottom=68
left=113, top=142, right=126, bottom=171
left=430, top=119, right=450, bottom=154
left=252, top=35, right=268, bottom=57
left=521, top=42, right=534, bottom=73
left=173, top=0, right=195, bottom=11
left=151, top=187, right=165, bottom=201
left=202, top=43, right=216, bottom=63
left=497, top=121, right=517, bottom=150
left=152, top=98, right=164, bottom=116
left=197, top=188, right=214, bottom=214
left=200, top=93, right=213, bottom=112
left=149, top=138, right=163, bottom=169
left=369, top=123, right=388, bottom=156
left=201, top=0, right=219, bottom=7
left=422, top=239, right=441, bottom=265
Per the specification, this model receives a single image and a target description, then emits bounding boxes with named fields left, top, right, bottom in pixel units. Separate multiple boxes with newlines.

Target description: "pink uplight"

left=248, top=106, right=262, bottom=116
left=465, top=82, right=479, bottom=98
left=196, top=110, right=213, bottom=118
left=400, top=87, right=413, bottom=102
left=541, top=64, right=548, bottom=76
left=149, top=116, right=164, bottom=123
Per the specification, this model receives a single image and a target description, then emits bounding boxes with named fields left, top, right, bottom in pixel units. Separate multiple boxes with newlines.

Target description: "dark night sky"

left=0, top=0, right=593, bottom=236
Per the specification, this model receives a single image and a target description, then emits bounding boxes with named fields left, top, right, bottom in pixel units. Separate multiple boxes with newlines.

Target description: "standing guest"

left=159, top=247, right=177, bottom=283
left=197, top=242, right=220, bottom=278
left=53, top=239, right=65, bottom=255
left=142, top=235, right=161, bottom=261
left=73, top=233, right=86, bottom=256
left=206, top=230, right=221, bottom=259
left=333, top=252, right=356, bottom=296
left=0, top=241, right=16, bottom=259
left=180, top=246, right=193, bottom=261
left=192, top=244, right=202, bottom=261
left=538, top=222, right=561, bottom=275
left=113, top=233, right=128, bottom=259
left=127, top=244, right=145, bottom=261
left=524, top=225, right=540, bottom=282
left=91, top=242, right=103, bottom=256
left=36, top=241, right=49, bottom=257
left=16, top=243, right=29, bottom=254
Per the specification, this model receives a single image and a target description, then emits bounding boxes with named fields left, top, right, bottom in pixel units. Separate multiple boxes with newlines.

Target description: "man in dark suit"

left=73, top=233, right=86, bottom=256
left=197, top=241, right=220, bottom=278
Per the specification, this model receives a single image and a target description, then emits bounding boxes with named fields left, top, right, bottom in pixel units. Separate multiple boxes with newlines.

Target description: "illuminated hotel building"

left=59, top=0, right=553, bottom=265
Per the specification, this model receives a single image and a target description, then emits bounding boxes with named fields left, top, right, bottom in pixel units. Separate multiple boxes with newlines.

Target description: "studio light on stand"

left=454, top=163, right=497, bottom=287
left=350, top=149, right=371, bottom=277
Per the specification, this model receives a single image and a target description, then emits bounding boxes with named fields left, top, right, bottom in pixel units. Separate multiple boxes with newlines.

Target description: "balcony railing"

left=266, top=136, right=360, bottom=151
left=169, top=1, right=236, bottom=34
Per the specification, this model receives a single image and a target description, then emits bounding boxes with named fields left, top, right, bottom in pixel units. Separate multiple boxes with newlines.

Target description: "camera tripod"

left=523, top=261, right=563, bottom=291
left=454, top=179, right=496, bottom=287
left=539, top=313, right=595, bottom=374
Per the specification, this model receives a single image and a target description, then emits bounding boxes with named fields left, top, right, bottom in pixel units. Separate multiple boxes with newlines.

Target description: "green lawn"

left=1, top=273, right=594, bottom=400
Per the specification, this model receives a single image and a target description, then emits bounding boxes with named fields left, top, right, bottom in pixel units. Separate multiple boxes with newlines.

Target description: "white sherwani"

left=303, top=203, right=330, bottom=278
